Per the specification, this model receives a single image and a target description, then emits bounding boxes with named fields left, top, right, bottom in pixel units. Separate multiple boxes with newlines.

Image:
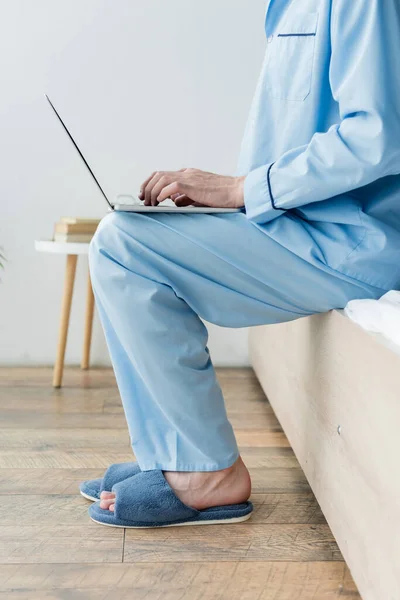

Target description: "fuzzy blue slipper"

left=79, top=462, right=141, bottom=502
left=89, top=470, right=253, bottom=528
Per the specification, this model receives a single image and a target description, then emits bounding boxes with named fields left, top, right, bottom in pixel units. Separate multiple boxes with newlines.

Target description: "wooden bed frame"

left=249, top=310, right=400, bottom=600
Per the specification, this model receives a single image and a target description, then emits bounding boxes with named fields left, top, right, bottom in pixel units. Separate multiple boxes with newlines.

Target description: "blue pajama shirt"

left=90, top=0, right=400, bottom=471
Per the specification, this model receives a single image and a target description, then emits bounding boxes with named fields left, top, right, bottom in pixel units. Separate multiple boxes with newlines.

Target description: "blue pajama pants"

left=89, top=210, right=384, bottom=472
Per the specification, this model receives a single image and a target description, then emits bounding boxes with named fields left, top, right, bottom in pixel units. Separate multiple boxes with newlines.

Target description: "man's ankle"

left=163, top=457, right=251, bottom=510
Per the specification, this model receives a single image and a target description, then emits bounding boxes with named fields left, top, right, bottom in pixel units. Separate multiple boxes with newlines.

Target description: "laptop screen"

left=46, top=95, right=114, bottom=210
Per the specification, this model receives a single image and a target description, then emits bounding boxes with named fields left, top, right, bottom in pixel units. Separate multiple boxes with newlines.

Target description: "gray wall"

left=0, top=0, right=266, bottom=366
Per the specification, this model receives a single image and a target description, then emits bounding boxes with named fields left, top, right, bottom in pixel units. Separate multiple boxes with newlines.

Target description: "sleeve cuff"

left=244, top=163, right=286, bottom=224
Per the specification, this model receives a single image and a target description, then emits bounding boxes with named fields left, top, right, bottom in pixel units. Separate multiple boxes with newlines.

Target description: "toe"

left=100, top=498, right=115, bottom=510
left=100, top=491, right=116, bottom=500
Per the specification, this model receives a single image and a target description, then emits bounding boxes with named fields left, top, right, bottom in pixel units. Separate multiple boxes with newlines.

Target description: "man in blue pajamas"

left=85, top=0, right=400, bottom=526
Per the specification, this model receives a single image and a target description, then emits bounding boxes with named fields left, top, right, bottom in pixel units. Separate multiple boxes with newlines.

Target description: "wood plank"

left=0, top=429, right=290, bottom=469
left=252, top=493, right=325, bottom=524
left=0, top=446, right=300, bottom=483
left=0, top=464, right=309, bottom=494
left=236, top=430, right=290, bottom=447
left=230, top=412, right=281, bottom=430
left=0, top=469, right=106, bottom=495
left=0, top=429, right=131, bottom=449
left=0, top=562, right=360, bottom=599
left=123, top=524, right=342, bottom=563
left=0, top=409, right=281, bottom=431
left=0, top=517, right=338, bottom=565
left=102, top=400, right=282, bottom=431
left=0, top=493, right=323, bottom=527
left=0, top=366, right=260, bottom=387
left=0, top=452, right=297, bottom=470
left=250, top=468, right=311, bottom=493
left=0, top=525, right=123, bottom=564
left=0, top=367, right=117, bottom=389
left=106, top=396, right=275, bottom=416
left=240, top=447, right=300, bottom=469
left=0, top=366, right=270, bottom=412
left=1, top=496, right=91, bottom=526
left=1, top=384, right=276, bottom=430
left=0, top=451, right=134, bottom=469
left=0, top=389, right=108, bottom=413
left=217, top=367, right=258, bottom=380
left=0, top=410, right=129, bottom=429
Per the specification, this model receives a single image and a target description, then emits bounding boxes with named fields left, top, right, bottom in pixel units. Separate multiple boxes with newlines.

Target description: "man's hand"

left=138, top=169, right=245, bottom=209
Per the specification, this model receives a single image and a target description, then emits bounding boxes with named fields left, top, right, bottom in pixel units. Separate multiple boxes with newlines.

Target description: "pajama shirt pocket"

left=265, top=12, right=319, bottom=102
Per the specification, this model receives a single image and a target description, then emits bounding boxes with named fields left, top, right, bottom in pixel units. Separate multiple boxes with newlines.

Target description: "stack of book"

left=53, top=217, right=101, bottom=243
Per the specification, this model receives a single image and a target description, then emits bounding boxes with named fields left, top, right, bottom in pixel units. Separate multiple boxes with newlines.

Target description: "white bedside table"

left=35, top=240, right=95, bottom=388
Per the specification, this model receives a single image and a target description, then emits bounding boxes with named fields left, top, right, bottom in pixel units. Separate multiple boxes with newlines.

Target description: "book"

left=54, top=222, right=99, bottom=235
left=54, top=233, right=94, bottom=243
left=60, top=217, right=101, bottom=225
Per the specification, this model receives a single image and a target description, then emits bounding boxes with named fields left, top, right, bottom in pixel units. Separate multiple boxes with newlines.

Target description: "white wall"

left=0, top=0, right=266, bottom=367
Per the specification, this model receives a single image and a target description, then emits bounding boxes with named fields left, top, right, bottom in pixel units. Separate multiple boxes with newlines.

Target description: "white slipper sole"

left=90, top=512, right=252, bottom=529
left=80, top=490, right=99, bottom=502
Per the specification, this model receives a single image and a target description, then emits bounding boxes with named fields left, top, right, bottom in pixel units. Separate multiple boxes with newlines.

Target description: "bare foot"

left=99, top=457, right=251, bottom=512
left=163, top=456, right=251, bottom=510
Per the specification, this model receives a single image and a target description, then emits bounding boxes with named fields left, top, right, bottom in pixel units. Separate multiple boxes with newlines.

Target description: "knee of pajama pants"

left=89, top=211, right=136, bottom=288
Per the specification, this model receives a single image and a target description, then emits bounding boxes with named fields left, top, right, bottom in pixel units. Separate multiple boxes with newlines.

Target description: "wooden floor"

left=0, top=367, right=360, bottom=599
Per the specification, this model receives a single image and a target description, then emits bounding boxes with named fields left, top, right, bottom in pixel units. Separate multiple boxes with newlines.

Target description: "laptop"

left=45, top=95, right=241, bottom=214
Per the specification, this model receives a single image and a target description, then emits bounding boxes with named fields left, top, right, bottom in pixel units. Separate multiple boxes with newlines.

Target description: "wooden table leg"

left=81, top=269, right=95, bottom=370
left=53, top=254, right=78, bottom=388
